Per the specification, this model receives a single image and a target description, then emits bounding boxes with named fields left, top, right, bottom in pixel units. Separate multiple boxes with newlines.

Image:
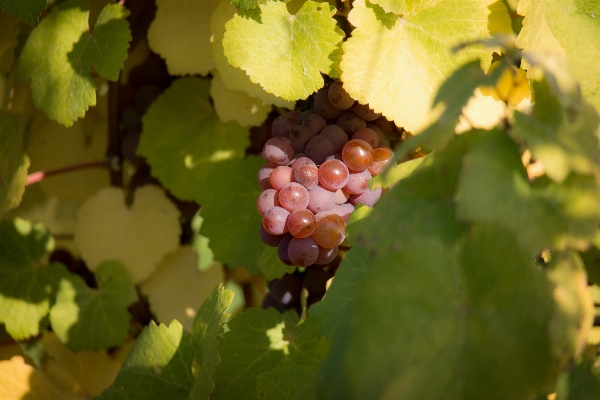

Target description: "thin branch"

left=26, top=160, right=109, bottom=186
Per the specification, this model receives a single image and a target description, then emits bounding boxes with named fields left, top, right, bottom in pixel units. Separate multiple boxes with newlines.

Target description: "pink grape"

left=293, top=162, right=319, bottom=190
left=350, top=186, right=382, bottom=207
left=299, top=110, right=318, bottom=124
left=319, top=124, right=348, bottom=153
left=260, top=225, right=282, bottom=247
left=351, top=102, right=381, bottom=121
left=279, top=182, right=309, bottom=212
left=289, top=125, right=316, bottom=153
left=336, top=111, right=367, bottom=135
left=287, top=209, right=316, bottom=238
left=371, top=115, right=397, bottom=137
left=334, top=188, right=350, bottom=204
left=263, top=206, right=290, bottom=235
left=278, top=234, right=294, bottom=265
left=330, top=203, right=355, bottom=223
left=291, top=156, right=316, bottom=169
left=311, top=213, right=345, bottom=248
left=257, top=189, right=280, bottom=215
left=257, top=165, right=274, bottom=190
left=315, top=245, right=338, bottom=265
left=305, top=136, right=335, bottom=165
left=262, top=137, right=295, bottom=166
left=352, top=128, right=379, bottom=148
left=345, top=169, right=372, bottom=194
left=302, top=113, right=327, bottom=134
left=342, top=139, right=374, bottom=172
left=288, top=237, right=319, bottom=266
left=270, top=166, right=294, bottom=190
left=369, top=147, right=394, bottom=175
left=367, top=124, right=387, bottom=148
left=318, top=159, right=349, bottom=191
left=328, top=82, right=355, bottom=110
left=272, top=111, right=301, bottom=137
left=313, top=87, right=342, bottom=120
left=307, top=184, right=336, bottom=214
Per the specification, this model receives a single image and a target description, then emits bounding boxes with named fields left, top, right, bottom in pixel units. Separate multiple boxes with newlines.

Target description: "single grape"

left=262, top=137, right=295, bottom=166
left=262, top=292, right=287, bottom=313
left=330, top=203, right=355, bottom=223
left=371, top=115, right=397, bottom=138
left=314, top=245, right=338, bottom=265
left=352, top=128, right=379, bottom=148
left=336, top=111, right=367, bottom=135
left=342, top=139, right=374, bottom=172
left=325, top=152, right=343, bottom=162
left=257, top=165, right=274, bottom=190
left=345, top=169, right=372, bottom=194
left=307, top=184, right=336, bottom=214
left=368, top=147, right=394, bottom=175
left=293, top=162, right=319, bottom=190
left=305, top=136, right=335, bottom=165
left=269, top=166, right=294, bottom=190
left=328, top=81, right=355, bottom=110
left=278, top=234, right=294, bottom=265
left=311, top=213, right=346, bottom=248
left=269, top=273, right=302, bottom=305
left=334, top=188, right=350, bottom=204
left=350, top=186, right=382, bottom=207
left=287, top=209, right=316, bottom=238
left=302, top=113, right=327, bottom=134
left=313, top=87, right=343, bottom=120
left=279, top=182, right=309, bottom=212
left=366, top=124, right=387, bottom=148
left=303, top=268, right=334, bottom=297
left=351, top=102, right=381, bottom=121
left=319, top=124, right=348, bottom=153
left=289, top=125, right=316, bottom=153
left=272, top=110, right=301, bottom=137
left=260, top=225, right=282, bottom=247
left=299, top=109, right=318, bottom=123
left=318, top=159, right=350, bottom=191
left=257, top=189, right=280, bottom=215
left=263, top=206, right=290, bottom=235
left=288, top=237, right=319, bottom=267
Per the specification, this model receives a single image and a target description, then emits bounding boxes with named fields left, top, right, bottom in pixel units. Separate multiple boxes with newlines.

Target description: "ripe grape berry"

left=257, top=85, right=396, bottom=313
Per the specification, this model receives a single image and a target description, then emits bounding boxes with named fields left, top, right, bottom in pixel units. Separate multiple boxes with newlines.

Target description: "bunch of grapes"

left=257, top=82, right=396, bottom=311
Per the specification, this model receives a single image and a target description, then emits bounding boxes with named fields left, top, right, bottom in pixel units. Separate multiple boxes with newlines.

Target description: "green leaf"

left=0, top=218, right=65, bottom=340
left=341, top=0, right=492, bottom=133
left=222, top=0, right=343, bottom=101
left=555, top=359, right=600, bottom=400
left=369, top=155, right=426, bottom=189
left=188, top=284, right=234, bottom=400
left=0, top=112, right=29, bottom=216
left=579, top=230, right=600, bottom=285
left=211, top=308, right=289, bottom=400
left=512, top=78, right=600, bottom=183
left=455, top=129, right=600, bottom=253
left=211, top=0, right=294, bottom=109
left=191, top=213, right=216, bottom=271
left=17, top=0, right=131, bottom=126
left=256, top=362, right=317, bottom=400
left=199, top=156, right=265, bottom=271
left=346, top=224, right=560, bottom=399
left=0, top=0, right=46, bottom=26
left=259, top=246, right=296, bottom=281
left=49, top=260, right=138, bottom=352
left=516, top=0, right=600, bottom=101
left=138, top=77, right=250, bottom=202
left=97, top=320, right=195, bottom=400
left=0, top=12, right=20, bottom=74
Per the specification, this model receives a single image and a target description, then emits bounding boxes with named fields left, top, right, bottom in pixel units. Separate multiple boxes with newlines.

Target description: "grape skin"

left=318, top=159, right=350, bottom=191
left=352, top=128, right=379, bottom=148
left=345, top=169, right=372, bottom=195
left=351, top=102, right=381, bottom=121
left=278, top=182, right=309, bottom=212
left=307, top=184, right=336, bottom=214
left=342, top=139, right=374, bottom=172
left=257, top=165, right=274, bottom=190
left=315, top=245, right=338, bottom=265
left=260, top=225, right=282, bottom=247
left=305, top=136, right=335, bottom=165
left=328, top=81, right=355, bottom=110
left=277, top=234, right=294, bottom=266
left=257, top=188, right=280, bottom=215
left=262, top=206, right=290, bottom=235
left=313, top=87, right=343, bottom=120
left=369, top=147, right=394, bottom=175
left=336, top=111, right=367, bottom=135
left=287, top=209, right=316, bottom=238
left=302, top=113, right=327, bottom=134
left=289, top=125, right=316, bottom=153
left=272, top=110, right=301, bottom=138
left=270, top=166, right=294, bottom=190
left=288, top=237, right=319, bottom=267
left=311, top=213, right=346, bottom=249
left=293, top=161, right=319, bottom=190
left=262, top=137, right=295, bottom=166
left=350, top=186, right=382, bottom=207
left=319, top=124, right=348, bottom=153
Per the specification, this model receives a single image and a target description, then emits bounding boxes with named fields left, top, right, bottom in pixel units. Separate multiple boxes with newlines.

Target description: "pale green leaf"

left=97, top=320, right=194, bottom=400
left=222, top=0, right=343, bottom=100
left=341, top=0, right=492, bottom=132
left=0, top=0, right=46, bottom=26
left=210, top=72, right=271, bottom=127
left=138, top=77, right=250, bottom=202
left=259, top=246, right=296, bottom=281
left=486, top=0, right=512, bottom=35
left=191, top=213, right=216, bottom=271
left=49, top=260, right=137, bottom=352
left=369, top=156, right=426, bottom=189
left=17, top=0, right=131, bottom=126
left=516, top=0, right=600, bottom=100
left=147, top=0, right=218, bottom=76
left=211, top=0, right=294, bottom=108
left=0, top=112, right=29, bottom=216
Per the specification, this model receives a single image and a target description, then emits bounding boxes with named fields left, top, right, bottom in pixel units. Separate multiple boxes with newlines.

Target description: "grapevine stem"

left=26, top=160, right=109, bottom=186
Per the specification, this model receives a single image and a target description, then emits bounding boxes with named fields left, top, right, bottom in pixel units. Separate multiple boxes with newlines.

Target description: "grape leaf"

left=138, top=77, right=250, bottom=202
left=0, top=12, right=19, bottom=74
left=341, top=0, right=492, bottom=133
left=256, top=362, right=317, bottom=400
left=222, top=0, right=343, bottom=101
left=97, top=320, right=195, bottom=400
left=346, top=224, right=560, bottom=399
left=198, top=156, right=265, bottom=271
left=259, top=246, right=296, bottom=281
left=0, top=218, right=68, bottom=340
left=555, top=359, right=600, bottom=400
left=516, top=0, right=600, bottom=101
left=191, top=213, right=217, bottom=272
left=147, top=0, right=218, bottom=76
left=210, top=72, right=272, bottom=127
left=49, top=260, right=137, bottom=352
left=187, top=285, right=234, bottom=400
left=512, top=78, right=600, bottom=183
left=140, top=247, right=224, bottom=332
left=211, top=0, right=294, bottom=108
left=0, top=112, right=29, bottom=216
left=17, top=0, right=131, bottom=126
left=369, top=155, right=426, bottom=189
left=455, top=129, right=600, bottom=253
left=486, top=0, right=512, bottom=35
left=74, top=185, right=181, bottom=283
left=0, top=0, right=46, bottom=26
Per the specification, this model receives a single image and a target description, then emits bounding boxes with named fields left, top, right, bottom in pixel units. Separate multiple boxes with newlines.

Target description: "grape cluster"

left=257, top=82, right=396, bottom=311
